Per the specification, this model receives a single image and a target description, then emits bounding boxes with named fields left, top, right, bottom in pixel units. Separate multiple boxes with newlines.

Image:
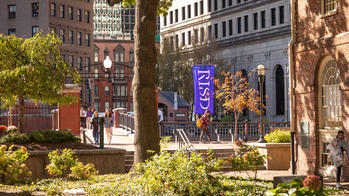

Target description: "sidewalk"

left=83, top=127, right=348, bottom=189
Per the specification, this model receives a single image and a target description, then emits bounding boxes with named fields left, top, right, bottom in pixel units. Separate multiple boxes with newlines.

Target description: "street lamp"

left=255, top=64, right=268, bottom=143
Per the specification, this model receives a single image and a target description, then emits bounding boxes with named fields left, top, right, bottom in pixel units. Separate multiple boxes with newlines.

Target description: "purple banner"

left=193, top=65, right=215, bottom=114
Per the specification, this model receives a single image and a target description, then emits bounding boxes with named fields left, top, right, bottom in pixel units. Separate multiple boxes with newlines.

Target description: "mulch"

left=9, top=142, right=99, bottom=151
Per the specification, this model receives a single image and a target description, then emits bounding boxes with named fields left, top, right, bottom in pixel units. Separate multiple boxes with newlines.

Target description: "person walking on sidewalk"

left=200, top=110, right=211, bottom=143
left=330, top=130, right=349, bottom=188
left=104, top=109, right=113, bottom=145
left=91, top=111, right=99, bottom=145
left=80, top=107, right=87, bottom=128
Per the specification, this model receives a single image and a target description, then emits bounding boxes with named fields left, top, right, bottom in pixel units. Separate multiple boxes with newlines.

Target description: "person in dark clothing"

left=200, top=110, right=211, bottom=143
left=91, top=111, right=99, bottom=145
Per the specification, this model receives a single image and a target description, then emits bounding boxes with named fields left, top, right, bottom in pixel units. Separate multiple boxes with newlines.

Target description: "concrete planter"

left=25, top=148, right=126, bottom=179
left=248, top=143, right=291, bottom=170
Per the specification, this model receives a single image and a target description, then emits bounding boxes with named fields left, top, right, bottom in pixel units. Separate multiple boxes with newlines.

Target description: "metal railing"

left=175, top=129, right=195, bottom=152
left=119, top=112, right=135, bottom=133
left=160, top=121, right=290, bottom=141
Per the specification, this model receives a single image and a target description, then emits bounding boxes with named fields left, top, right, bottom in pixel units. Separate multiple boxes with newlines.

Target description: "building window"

left=105, top=102, right=110, bottom=111
left=193, top=29, right=198, bottom=43
left=253, top=12, right=258, bottom=30
left=94, top=68, right=98, bottom=78
left=85, top=11, right=90, bottom=23
left=200, top=1, right=204, bottom=14
left=228, top=0, right=232, bottom=6
left=50, top=3, right=56, bottom=16
left=182, top=32, right=186, bottom=45
left=194, top=2, right=198, bottom=16
left=77, top=32, right=82, bottom=46
left=8, top=28, right=16, bottom=35
left=229, top=19, right=233, bottom=36
left=32, top=3, right=39, bottom=17
left=94, top=85, right=99, bottom=97
left=115, top=85, right=127, bottom=97
left=86, top=33, right=90, bottom=47
left=114, top=46, right=125, bottom=63
left=129, top=49, right=134, bottom=64
left=188, top=31, right=191, bottom=45
left=94, top=48, right=99, bottom=62
left=222, top=21, right=226, bottom=37
left=187, top=5, right=191, bottom=19
left=8, top=5, right=16, bottom=19
left=244, top=15, right=248, bottom=32
left=69, top=7, right=74, bottom=20
left=105, top=86, right=110, bottom=97
left=275, top=65, right=285, bottom=115
left=170, top=11, right=173, bottom=24
left=32, top=26, right=39, bottom=37
left=261, top=11, right=266, bottom=28
left=279, top=6, right=284, bottom=24
left=77, top=9, right=82, bottom=22
left=60, top=5, right=65, bottom=18
left=222, top=0, right=226, bottom=8
left=78, top=57, right=83, bottom=70
left=237, top=17, right=242, bottom=34
left=200, top=27, right=205, bottom=42
left=214, top=0, right=218, bottom=11
left=60, top=29, right=65, bottom=43
left=321, top=59, right=341, bottom=128
left=323, top=0, right=337, bottom=14
left=87, top=89, right=91, bottom=103
left=208, top=25, right=212, bottom=40
left=181, top=7, right=186, bottom=20
left=175, top=9, right=178, bottom=22
left=69, top=55, right=74, bottom=67
left=69, top=30, right=74, bottom=44
left=214, top=23, right=218, bottom=39
left=94, top=102, right=100, bottom=112
left=163, top=15, right=167, bottom=26
left=208, top=0, right=212, bottom=12
left=271, top=8, right=276, bottom=26
left=115, top=66, right=124, bottom=79
left=86, top=57, right=91, bottom=72
left=175, top=34, right=179, bottom=47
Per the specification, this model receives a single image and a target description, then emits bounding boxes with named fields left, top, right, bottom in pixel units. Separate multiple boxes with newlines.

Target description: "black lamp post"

left=256, top=64, right=267, bottom=143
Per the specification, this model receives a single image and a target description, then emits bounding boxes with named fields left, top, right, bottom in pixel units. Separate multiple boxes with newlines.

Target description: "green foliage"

left=0, top=145, right=31, bottom=184
left=264, top=129, right=291, bottom=143
left=231, top=144, right=267, bottom=179
left=0, top=130, right=80, bottom=145
left=46, top=148, right=97, bottom=180
left=265, top=178, right=329, bottom=196
left=222, top=115, right=233, bottom=122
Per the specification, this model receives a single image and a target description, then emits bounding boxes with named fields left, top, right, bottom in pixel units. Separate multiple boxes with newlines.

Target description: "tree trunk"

left=18, top=95, right=25, bottom=132
left=133, top=0, right=160, bottom=164
left=234, top=112, right=240, bottom=142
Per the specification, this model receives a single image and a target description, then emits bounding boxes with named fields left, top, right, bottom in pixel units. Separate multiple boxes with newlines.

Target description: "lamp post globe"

left=104, top=56, right=112, bottom=69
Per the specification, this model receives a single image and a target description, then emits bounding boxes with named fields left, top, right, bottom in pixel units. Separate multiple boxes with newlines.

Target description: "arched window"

left=114, top=45, right=125, bottom=63
left=275, top=65, right=285, bottom=115
left=105, top=86, right=110, bottom=97
left=320, top=59, right=341, bottom=128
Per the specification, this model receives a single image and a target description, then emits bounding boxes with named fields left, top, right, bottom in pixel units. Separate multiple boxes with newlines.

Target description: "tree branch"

left=107, top=0, right=123, bottom=6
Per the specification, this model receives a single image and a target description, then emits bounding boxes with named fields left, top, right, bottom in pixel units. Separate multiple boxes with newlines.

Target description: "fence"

left=159, top=121, right=290, bottom=141
left=0, top=102, right=57, bottom=132
left=119, top=112, right=135, bottom=133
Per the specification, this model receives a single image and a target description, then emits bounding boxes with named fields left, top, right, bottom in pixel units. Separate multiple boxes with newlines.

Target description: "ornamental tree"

left=106, top=0, right=172, bottom=164
left=214, top=71, right=263, bottom=142
left=0, top=33, right=80, bottom=131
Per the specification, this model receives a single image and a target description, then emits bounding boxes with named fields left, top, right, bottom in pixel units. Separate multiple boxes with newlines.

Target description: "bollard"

left=215, top=129, right=220, bottom=142
left=82, top=129, right=86, bottom=144
left=229, top=129, right=234, bottom=143
left=99, top=117, right=104, bottom=149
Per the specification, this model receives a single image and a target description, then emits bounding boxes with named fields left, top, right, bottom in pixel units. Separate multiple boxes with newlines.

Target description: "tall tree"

left=214, top=71, right=262, bottom=142
left=107, top=0, right=172, bottom=164
left=0, top=33, right=80, bottom=131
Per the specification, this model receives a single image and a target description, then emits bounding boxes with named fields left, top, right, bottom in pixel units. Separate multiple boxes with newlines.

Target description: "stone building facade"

left=160, top=0, right=291, bottom=122
left=0, top=0, right=94, bottom=107
left=291, top=0, right=349, bottom=179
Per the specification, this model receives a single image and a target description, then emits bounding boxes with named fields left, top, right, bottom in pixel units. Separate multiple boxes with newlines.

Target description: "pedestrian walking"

left=329, top=130, right=349, bottom=188
left=200, top=110, right=211, bottom=143
left=104, top=109, right=113, bottom=145
left=86, top=107, right=93, bottom=130
left=80, top=107, right=87, bottom=128
left=91, top=111, right=99, bottom=145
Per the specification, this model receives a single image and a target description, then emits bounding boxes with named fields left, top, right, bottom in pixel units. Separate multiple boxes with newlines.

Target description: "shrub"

left=303, top=175, right=321, bottom=191
left=264, top=129, right=291, bottom=143
left=0, top=125, right=8, bottom=132
left=0, top=130, right=80, bottom=145
left=0, top=145, right=32, bottom=183
left=46, top=148, right=97, bottom=180
left=231, top=144, right=267, bottom=179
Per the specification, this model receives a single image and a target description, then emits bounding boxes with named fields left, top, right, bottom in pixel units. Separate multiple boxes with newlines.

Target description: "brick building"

left=291, top=0, right=349, bottom=179
left=0, top=0, right=94, bottom=107
left=158, top=91, right=190, bottom=121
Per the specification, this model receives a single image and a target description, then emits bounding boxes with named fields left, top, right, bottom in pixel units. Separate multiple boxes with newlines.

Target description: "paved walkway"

left=83, top=127, right=348, bottom=189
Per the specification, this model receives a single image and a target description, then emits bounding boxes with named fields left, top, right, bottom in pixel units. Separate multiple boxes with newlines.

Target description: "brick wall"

left=293, top=0, right=349, bottom=178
